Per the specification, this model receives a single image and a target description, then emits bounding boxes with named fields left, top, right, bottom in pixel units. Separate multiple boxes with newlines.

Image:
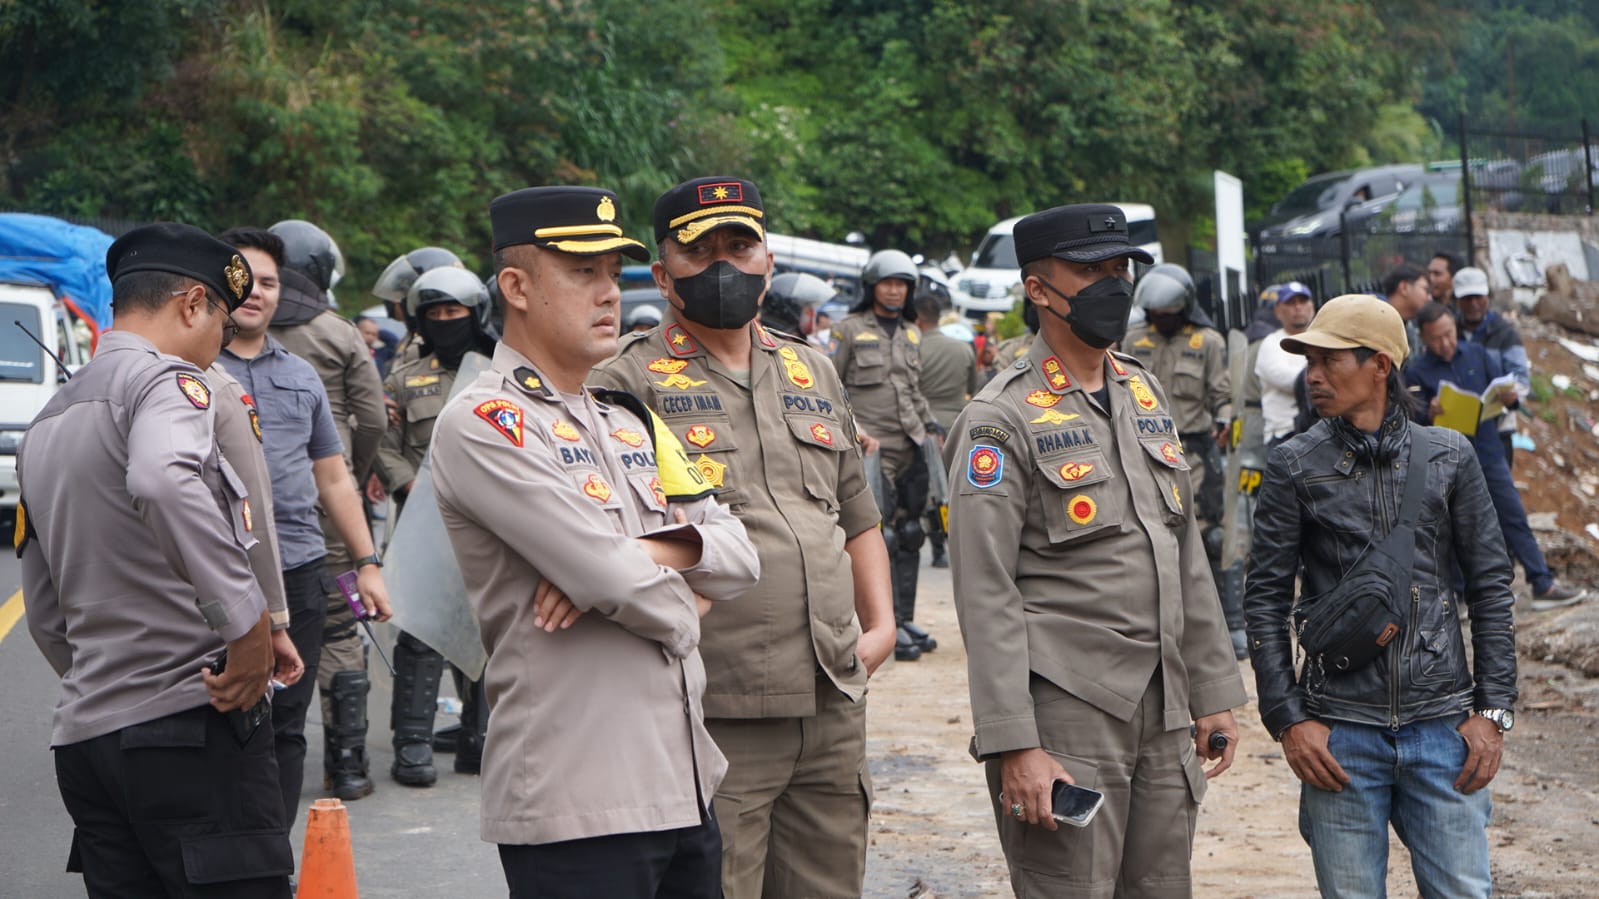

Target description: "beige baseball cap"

left=1281, top=293, right=1409, bottom=365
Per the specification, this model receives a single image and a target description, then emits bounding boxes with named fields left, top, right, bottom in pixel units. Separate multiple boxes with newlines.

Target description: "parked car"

left=1254, top=164, right=1425, bottom=251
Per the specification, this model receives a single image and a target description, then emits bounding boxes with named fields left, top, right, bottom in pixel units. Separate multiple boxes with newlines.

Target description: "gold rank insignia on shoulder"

left=1128, top=375, right=1159, bottom=411
left=665, top=324, right=699, bottom=355
left=647, top=357, right=688, bottom=375
left=1030, top=409, right=1080, bottom=425
left=551, top=420, right=581, bottom=442
left=1189, top=331, right=1205, bottom=350
left=777, top=345, right=814, bottom=389
left=474, top=399, right=524, bottom=447
left=512, top=367, right=544, bottom=394
left=654, top=373, right=709, bottom=390
left=1132, top=336, right=1155, bottom=349
left=176, top=372, right=210, bottom=409
left=757, top=327, right=777, bottom=348
left=1040, top=356, right=1071, bottom=391
left=693, top=453, right=727, bottom=489
left=1067, top=494, right=1097, bottom=525
left=224, top=255, right=250, bottom=301
left=1025, top=389, right=1062, bottom=408
left=610, top=428, right=645, bottom=448
left=684, top=424, right=716, bottom=448
left=582, top=473, right=612, bottom=503
left=1107, top=353, right=1129, bottom=376
left=906, top=327, right=920, bottom=345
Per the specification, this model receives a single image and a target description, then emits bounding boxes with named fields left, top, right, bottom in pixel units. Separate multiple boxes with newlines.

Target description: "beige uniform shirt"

left=1122, top=322, right=1232, bottom=436
left=209, top=362, right=288, bottom=630
left=593, top=314, right=881, bottom=719
left=918, top=330, right=979, bottom=432
left=432, top=343, right=760, bottom=845
left=19, top=331, right=266, bottom=747
left=829, top=312, right=932, bottom=445
left=986, top=332, right=1034, bottom=377
left=374, top=352, right=453, bottom=490
left=945, top=338, right=1246, bottom=757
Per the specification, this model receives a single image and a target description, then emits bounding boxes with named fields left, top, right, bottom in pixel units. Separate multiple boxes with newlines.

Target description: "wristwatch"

left=1476, top=708, right=1514, bottom=732
left=354, top=553, right=383, bottom=569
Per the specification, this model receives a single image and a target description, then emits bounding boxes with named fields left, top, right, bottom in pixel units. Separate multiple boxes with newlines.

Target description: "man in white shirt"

left=1255, top=282, right=1315, bottom=445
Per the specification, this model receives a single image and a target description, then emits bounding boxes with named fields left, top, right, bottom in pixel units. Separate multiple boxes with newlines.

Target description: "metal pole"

left=1459, top=112, right=1474, bottom=261
left=1583, top=118, right=1595, bottom=214
left=1339, top=208, right=1352, bottom=294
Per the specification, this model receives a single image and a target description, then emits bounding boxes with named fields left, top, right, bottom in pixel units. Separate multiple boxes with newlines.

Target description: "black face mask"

left=420, top=316, right=477, bottom=369
left=1036, top=276, right=1134, bottom=349
left=672, top=260, right=766, bottom=329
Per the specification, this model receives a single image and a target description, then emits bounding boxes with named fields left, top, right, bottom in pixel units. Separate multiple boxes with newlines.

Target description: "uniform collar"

left=658, top=307, right=781, bottom=356
left=1022, top=335, right=1079, bottom=395
left=491, top=343, right=557, bottom=401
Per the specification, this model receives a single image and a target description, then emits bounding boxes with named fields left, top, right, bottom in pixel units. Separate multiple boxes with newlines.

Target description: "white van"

left=951, top=203, right=1162, bottom=316
left=0, top=281, right=94, bottom=509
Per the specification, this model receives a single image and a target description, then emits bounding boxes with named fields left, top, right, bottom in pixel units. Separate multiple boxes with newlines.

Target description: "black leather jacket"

left=1244, top=411, right=1517, bottom=738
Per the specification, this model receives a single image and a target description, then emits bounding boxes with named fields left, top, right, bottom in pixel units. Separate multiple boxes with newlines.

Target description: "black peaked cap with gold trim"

left=1014, top=203, right=1155, bottom=267
left=654, top=176, right=765, bottom=246
left=490, top=186, right=649, bottom=261
left=106, top=222, right=255, bottom=312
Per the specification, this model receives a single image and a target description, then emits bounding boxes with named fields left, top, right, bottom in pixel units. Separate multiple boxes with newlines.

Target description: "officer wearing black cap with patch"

left=945, top=204, right=1247, bottom=897
left=431, top=186, right=759, bottom=897
left=17, top=222, right=296, bottom=896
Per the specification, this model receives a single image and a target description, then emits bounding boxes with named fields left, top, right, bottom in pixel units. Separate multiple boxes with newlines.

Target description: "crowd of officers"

left=12, top=172, right=1564, bottom=898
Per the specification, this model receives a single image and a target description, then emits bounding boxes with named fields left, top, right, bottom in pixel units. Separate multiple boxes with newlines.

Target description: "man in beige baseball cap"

left=1280, top=293, right=1409, bottom=430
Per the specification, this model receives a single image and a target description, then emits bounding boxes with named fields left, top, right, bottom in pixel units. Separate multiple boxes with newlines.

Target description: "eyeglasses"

left=173, top=288, right=240, bottom=347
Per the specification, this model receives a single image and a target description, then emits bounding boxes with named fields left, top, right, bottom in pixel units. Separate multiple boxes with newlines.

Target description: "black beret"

left=1013, top=204, right=1155, bottom=267
left=490, top=186, right=648, bottom=261
left=106, top=222, right=255, bottom=312
left=654, top=177, right=765, bottom=246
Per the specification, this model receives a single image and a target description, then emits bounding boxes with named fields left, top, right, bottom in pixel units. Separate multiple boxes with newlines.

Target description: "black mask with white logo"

left=672, top=260, right=766, bottom=329
left=1036, top=276, right=1135, bottom=349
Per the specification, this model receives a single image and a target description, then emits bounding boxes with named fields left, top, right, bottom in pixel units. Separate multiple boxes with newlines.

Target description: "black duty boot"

left=390, top=633, right=445, bottom=787
left=455, top=678, right=488, bottom=775
left=328, top=670, right=375, bottom=800
left=892, top=544, right=935, bottom=653
left=895, top=627, right=923, bottom=662
left=432, top=724, right=461, bottom=754
left=902, top=621, right=937, bottom=653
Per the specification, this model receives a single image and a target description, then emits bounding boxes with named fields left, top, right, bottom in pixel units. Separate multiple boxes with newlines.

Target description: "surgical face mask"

left=1036, top=276, right=1134, bottom=349
left=671, top=260, right=766, bottom=329
left=420, top=315, right=476, bottom=369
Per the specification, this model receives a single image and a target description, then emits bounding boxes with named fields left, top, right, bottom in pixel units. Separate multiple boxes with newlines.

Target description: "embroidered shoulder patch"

left=968, top=425, right=1011, bottom=444
left=474, top=399, right=525, bottom=447
left=967, top=446, right=1004, bottom=488
left=176, top=373, right=210, bottom=409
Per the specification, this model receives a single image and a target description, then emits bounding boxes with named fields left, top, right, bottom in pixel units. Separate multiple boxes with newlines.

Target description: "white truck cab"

left=952, top=203, right=1162, bottom=317
left=0, top=281, right=94, bottom=510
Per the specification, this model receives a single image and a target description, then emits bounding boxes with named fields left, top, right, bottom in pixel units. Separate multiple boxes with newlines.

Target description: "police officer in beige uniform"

left=830, top=249, right=940, bottom=661
left=19, top=223, right=296, bottom=897
left=592, top=176, right=896, bottom=898
left=946, top=205, right=1247, bottom=898
left=432, top=186, right=759, bottom=897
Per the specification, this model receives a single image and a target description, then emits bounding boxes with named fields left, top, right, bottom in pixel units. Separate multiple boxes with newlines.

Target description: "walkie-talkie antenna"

left=15, top=320, right=73, bottom=381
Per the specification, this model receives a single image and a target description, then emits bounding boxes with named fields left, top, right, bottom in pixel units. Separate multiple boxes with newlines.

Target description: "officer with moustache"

left=946, top=204, right=1247, bottom=897
left=592, top=176, right=895, bottom=898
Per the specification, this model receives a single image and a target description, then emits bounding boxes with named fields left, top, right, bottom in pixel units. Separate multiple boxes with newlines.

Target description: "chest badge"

left=1030, top=409, right=1080, bottom=426
left=581, top=473, right=612, bottom=503
left=810, top=422, right=834, bottom=446
left=1132, top=336, right=1155, bottom=349
left=1188, top=331, right=1205, bottom=350
left=684, top=424, right=716, bottom=448
left=241, top=393, right=263, bottom=442
left=777, top=345, right=814, bottom=389
left=1160, top=442, right=1180, bottom=465
left=853, top=331, right=879, bottom=342
left=176, top=373, right=211, bottom=409
left=610, top=427, right=645, bottom=448
left=1058, top=461, right=1094, bottom=482
left=648, top=476, right=667, bottom=507
left=1128, top=376, right=1160, bottom=412
left=474, top=399, right=525, bottom=447
left=1067, top=495, right=1097, bottom=525
left=906, top=327, right=920, bottom=345
left=551, top=420, right=581, bottom=442
left=967, top=446, right=1004, bottom=488
left=1025, top=390, right=1062, bottom=409
left=653, top=373, right=709, bottom=391
left=241, top=498, right=253, bottom=532
left=647, top=357, right=688, bottom=375
left=405, top=374, right=440, bottom=389
left=693, top=453, right=727, bottom=489
left=1040, top=356, right=1071, bottom=391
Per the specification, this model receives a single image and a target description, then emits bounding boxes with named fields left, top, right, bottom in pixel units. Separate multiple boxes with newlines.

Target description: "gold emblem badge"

left=1107, top=353, right=1128, bottom=377
left=610, top=428, right=645, bottom=448
left=777, top=346, right=815, bottom=389
left=522, top=374, right=542, bottom=391
left=552, top=420, right=581, bottom=442
left=1189, top=332, right=1205, bottom=350
left=1058, top=461, right=1095, bottom=482
left=1041, top=356, right=1071, bottom=391
left=1171, top=483, right=1183, bottom=513
left=224, top=254, right=249, bottom=300
left=666, top=324, right=699, bottom=354
left=596, top=196, right=617, bottom=222
left=693, top=453, right=727, bottom=489
left=653, top=373, right=709, bottom=391
left=1160, top=442, right=1180, bottom=464
left=685, top=424, right=716, bottom=448
left=648, top=476, right=666, bottom=507
left=810, top=423, right=833, bottom=446
left=906, top=327, right=920, bottom=345
left=582, top=473, right=612, bottom=503
left=1029, top=409, right=1080, bottom=425
left=648, top=357, right=688, bottom=375
left=241, top=498, right=252, bottom=533
left=1067, top=494, right=1098, bottom=526
left=1128, top=376, right=1159, bottom=412
left=1133, top=336, right=1155, bottom=349
left=405, top=374, right=440, bottom=389
left=853, top=331, right=880, bottom=342
left=176, top=373, right=210, bottom=409
left=1025, top=390, right=1062, bottom=409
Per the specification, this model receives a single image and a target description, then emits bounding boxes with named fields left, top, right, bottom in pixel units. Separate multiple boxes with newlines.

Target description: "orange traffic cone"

left=296, top=797, right=359, bottom=898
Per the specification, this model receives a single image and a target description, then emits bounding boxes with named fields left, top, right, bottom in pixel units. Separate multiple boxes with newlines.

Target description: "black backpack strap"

left=1397, top=423, right=1432, bottom=529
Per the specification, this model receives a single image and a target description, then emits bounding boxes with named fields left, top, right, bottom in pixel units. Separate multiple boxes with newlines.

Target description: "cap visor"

left=673, top=215, right=765, bottom=246
left=1280, top=331, right=1364, bottom=356
left=544, top=235, right=650, bottom=262
left=1051, top=246, right=1156, bottom=265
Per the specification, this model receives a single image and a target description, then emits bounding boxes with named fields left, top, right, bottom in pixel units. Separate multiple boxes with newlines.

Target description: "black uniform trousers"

left=271, top=556, right=329, bottom=828
left=54, top=704, right=293, bottom=898
left=498, top=813, right=722, bottom=899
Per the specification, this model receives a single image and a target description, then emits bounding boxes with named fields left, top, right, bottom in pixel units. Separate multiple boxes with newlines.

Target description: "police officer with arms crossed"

left=431, top=186, right=759, bottom=897
left=830, top=249, right=940, bottom=661
left=592, top=176, right=896, bottom=898
left=18, top=223, right=296, bottom=897
left=946, top=204, right=1246, bottom=898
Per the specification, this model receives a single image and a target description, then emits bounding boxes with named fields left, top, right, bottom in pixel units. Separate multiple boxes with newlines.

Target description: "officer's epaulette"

left=1109, top=348, right=1146, bottom=370
left=590, top=388, right=715, bottom=502
left=615, top=328, right=655, bottom=354
left=764, top=326, right=808, bottom=346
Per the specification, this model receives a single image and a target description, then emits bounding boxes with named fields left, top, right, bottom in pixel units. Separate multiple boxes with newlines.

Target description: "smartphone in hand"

left=1051, top=780, right=1105, bottom=827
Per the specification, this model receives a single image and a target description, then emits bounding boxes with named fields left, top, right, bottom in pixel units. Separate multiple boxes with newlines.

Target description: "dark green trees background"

left=4, top=0, right=1596, bottom=304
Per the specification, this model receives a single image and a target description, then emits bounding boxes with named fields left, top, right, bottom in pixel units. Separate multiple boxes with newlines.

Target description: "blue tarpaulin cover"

left=0, top=213, right=114, bottom=330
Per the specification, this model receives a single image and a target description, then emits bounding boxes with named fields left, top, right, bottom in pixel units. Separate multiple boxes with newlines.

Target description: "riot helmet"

left=408, top=267, right=495, bottom=368
left=854, top=249, right=919, bottom=318
left=373, top=246, right=464, bottom=313
left=1133, top=264, right=1195, bottom=315
left=769, top=272, right=837, bottom=309
left=269, top=219, right=346, bottom=296
left=624, top=304, right=663, bottom=332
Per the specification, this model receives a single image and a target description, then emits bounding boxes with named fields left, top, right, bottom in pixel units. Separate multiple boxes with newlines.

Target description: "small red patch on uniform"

left=1058, top=461, right=1094, bottom=481
left=810, top=423, right=833, bottom=446
left=176, top=373, right=210, bottom=409
left=1067, top=495, right=1097, bottom=525
left=474, top=399, right=525, bottom=447
left=582, top=473, right=612, bottom=503
left=757, top=327, right=777, bottom=348
left=1107, top=353, right=1128, bottom=376
left=685, top=424, right=716, bottom=448
left=1041, top=356, right=1071, bottom=391
left=1161, top=442, right=1179, bottom=464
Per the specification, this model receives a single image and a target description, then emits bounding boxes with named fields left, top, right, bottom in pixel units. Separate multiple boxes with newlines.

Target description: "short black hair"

left=1431, top=251, right=1465, bottom=274
left=1415, top=301, right=1455, bottom=330
left=216, top=227, right=285, bottom=269
left=1381, top=263, right=1427, bottom=297
left=913, top=294, right=941, bottom=321
left=111, top=270, right=189, bottom=315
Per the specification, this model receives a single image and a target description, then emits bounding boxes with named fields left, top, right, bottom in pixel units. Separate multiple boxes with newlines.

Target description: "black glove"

left=925, top=420, right=947, bottom=439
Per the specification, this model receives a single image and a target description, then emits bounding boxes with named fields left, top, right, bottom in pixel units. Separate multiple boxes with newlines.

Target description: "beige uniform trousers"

left=986, top=673, right=1207, bottom=899
left=709, top=675, right=872, bottom=898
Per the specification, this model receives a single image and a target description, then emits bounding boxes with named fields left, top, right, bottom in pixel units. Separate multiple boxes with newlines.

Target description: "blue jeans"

left=1475, top=436, right=1552, bottom=593
left=1299, top=715, right=1491, bottom=899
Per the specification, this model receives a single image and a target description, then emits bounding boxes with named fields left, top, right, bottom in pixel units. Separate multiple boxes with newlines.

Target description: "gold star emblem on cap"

left=712, top=186, right=730, bottom=200
left=224, top=255, right=249, bottom=300
left=596, top=196, right=616, bottom=222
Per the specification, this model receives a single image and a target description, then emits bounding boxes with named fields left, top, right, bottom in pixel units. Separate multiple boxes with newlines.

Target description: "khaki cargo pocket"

left=786, top=414, right=848, bottom=513
left=1181, top=740, right=1208, bottom=805
left=1138, top=438, right=1191, bottom=524
left=180, top=830, right=294, bottom=884
left=1016, top=750, right=1102, bottom=878
left=625, top=472, right=669, bottom=523
left=846, top=345, right=887, bottom=386
left=1035, top=450, right=1118, bottom=543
